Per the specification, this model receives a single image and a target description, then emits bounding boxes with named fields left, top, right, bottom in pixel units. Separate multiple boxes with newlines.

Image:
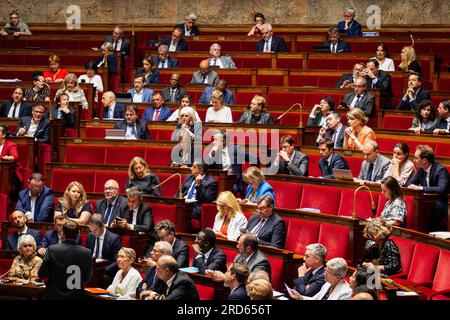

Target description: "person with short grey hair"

left=256, top=23, right=288, bottom=53
left=337, top=7, right=362, bottom=36
left=153, top=44, right=179, bottom=69
left=107, top=247, right=142, bottom=298
left=293, top=243, right=327, bottom=296
left=8, top=234, right=43, bottom=282
left=175, top=13, right=199, bottom=36
left=208, top=43, right=236, bottom=69
left=323, top=26, right=350, bottom=53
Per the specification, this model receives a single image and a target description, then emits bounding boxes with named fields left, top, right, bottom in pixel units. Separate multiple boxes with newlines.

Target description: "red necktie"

left=153, top=109, right=160, bottom=121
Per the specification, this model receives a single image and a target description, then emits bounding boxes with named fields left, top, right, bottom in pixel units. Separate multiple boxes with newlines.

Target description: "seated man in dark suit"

left=46, top=93, right=75, bottom=128
left=315, top=112, right=346, bottom=149
left=137, top=241, right=173, bottom=300
left=355, top=141, right=390, bottom=184
left=95, top=179, right=128, bottom=226
left=86, top=214, right=122, bottom=286
left=7, top=210, right=42, bottom=250
left=14, top=104, right=52, bottom=144
left=363, top=59, right=393, bottom=108
left=234, top=233, right=271, bottom=277
left=15, top=172, right=54, bottom=222
left=256, top=23, right=288, bottom=53
left=323, top=27, right=350, bottom=53
left=152, top=45, right=179, bottom=69
left=397, top=73, right=431, bottom=111
left=178, top=161, right=218, bottom=220
left=190, top=60, right=219, bottom=86
left=101, top=91, right=125, bottom=119
left=335, top=62, right=365, bottom=88
left=38, top=220, right=92, bottom=300
left=114, top=104, right=150, bottom=140
left=154, top=220, right=189, bottom=268
left=1, top=87, right=32, bottom=118
left=174, top=13, right=199, bottom=36
left=245, top=195, right=286, bottom=248
left=433, top=100, right=450, bottom=134
left=37, top=214, right=81, bottom=257
left=407, top=145, right=449, bottom=231
left=318, top=138, right=350, bottom=178
left=277, top=135, right=309, bottom=176
left=341, top=76, right=375, bottom=118
left=147, top=255, right=199, bottom=300
left=142, top=92, right=172, bottom=122
left=161, top=28, right=188, bottom=52
left=225, top=263, right=250, bottom=300
left=337, top=7, right=362, bottom=36
left=161, top=73, right=186, bottom=103
left=198, top=79, right=234, bottom=105
left=192, top=228, right=227, bottom=274
left=293, top=243, right=327, bottom=297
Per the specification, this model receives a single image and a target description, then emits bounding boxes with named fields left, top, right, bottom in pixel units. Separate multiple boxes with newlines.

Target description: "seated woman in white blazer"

left=288, top=257, right=352, bottom=300
left=213, top=191, right=248, bottom=241
left=107, top=247, right=142, bottom=298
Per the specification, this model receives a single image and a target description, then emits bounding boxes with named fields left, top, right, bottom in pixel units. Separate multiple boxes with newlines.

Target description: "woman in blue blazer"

left=241, top=166, right=275, bottom=206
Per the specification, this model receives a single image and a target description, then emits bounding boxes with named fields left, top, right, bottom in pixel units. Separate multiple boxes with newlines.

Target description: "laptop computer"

left=312, top=45, right=331, bottom=53
left=105, top=129, right=126, bottom=140
left=332, top=168, right=354, bottom=181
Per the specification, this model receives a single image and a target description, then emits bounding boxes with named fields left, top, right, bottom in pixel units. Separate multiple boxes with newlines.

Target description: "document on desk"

left=179, top=267, right=199, bottom=273
left=396, top=291, right=418, bottom=296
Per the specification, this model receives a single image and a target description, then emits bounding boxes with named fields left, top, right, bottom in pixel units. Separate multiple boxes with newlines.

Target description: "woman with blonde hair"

left=213, top=191, right=248, bottom=241
left=398, top=46, right=422, bottom=75
left=167, top=94, right=201, bottom=122
left=96, top=41, right=118, bottom=91
left=43, top=54, right=69, bottom=84
left=125, top=156, right=161, bottom=196
left=246, top=279, right=273, bottom=300
left=107, top=247, right=142, bottom=298
left=54, top=181, right=92, bottom=225
left=7, top=235, right=42, bottom=282
left=237, top=95, right=274, bottom=124
left=343, top=108, right=376, bottom=150
left=240, top=166, right=275, bottom=205
left=55, top=73, right=89, bottom=109
left=205, top=90, right=233, bottom=123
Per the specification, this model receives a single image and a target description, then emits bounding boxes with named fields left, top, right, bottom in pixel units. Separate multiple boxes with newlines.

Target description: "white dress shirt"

left=92, top=228, right=107, bottom=259
left=8, top=102, right=21, bottom=118
left=132, top=90, right=143, bottom=103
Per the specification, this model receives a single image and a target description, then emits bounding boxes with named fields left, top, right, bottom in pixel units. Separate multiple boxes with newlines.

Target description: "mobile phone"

left=339, top=102, right=348, bottom=109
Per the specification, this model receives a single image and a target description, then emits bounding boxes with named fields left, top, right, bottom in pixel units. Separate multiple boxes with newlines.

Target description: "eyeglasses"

left=256, top=206, right=271, bottom=211
left=104, top=186, right=118, bottom=191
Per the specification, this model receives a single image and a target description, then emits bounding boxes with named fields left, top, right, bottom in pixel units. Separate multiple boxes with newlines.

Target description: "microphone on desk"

left=408, top=31, right=415, bottom=47
left=152, top=173, right=183, bottom=199
left=274, top=103, right=304, bottom=126
left=352, top=185, right=377, bottom=219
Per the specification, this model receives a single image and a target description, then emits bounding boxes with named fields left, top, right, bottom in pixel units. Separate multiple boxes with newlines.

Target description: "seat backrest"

left=338, top=189, right=380, bottom=219
left=390, top=236, right=417, bottom=277
left=104, top=146, right=146, bottom=165
left=407, top=243, right=440, bottom=285
left=266, top=255, right=284, bottom=291
left=150, top=203, right=177, bottom=225
left=306, top=154, right=322, bottom=177
left=268, top=181, right=302, bottom=209
left=317, top=223, right=349, bottom=260
left=432, top=250, right=450, bottom=292
left=64, top=145, right=105, bottom=164
left=94, top=171, right=129, bottom=193
left=299, top=185, right=341, bottom=215
left=285, top=219, right=320, bottom=255
left=50, top=169, right=95, bottom=193
left=201, top=204, right=217, bottom=230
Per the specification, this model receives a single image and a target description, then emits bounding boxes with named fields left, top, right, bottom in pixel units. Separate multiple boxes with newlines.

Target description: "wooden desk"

left=0, top=281, right=45, bottom=300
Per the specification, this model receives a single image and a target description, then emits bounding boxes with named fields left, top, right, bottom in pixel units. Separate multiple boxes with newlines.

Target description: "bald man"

left=162, top=73, right=186, bottom=103
left=95, top=179, right=128, bottom=226
left=352, top=292, right=375, bottom=300
left=191, top=60, right=218, bottom=86
left=101, top=91, right=125, bottom=119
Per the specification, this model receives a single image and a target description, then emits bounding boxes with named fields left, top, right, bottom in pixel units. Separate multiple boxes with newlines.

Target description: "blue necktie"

left=128, top=124, right=137, bottom=137
left=187, top=181, right=196, bottom=199
left=95, top=237, right=100, bottom=259
left=366, top=163, right=374, bottom=181
left=251, top=218, right=265, bottom=236
left=104, top=203, right=113, bottom=225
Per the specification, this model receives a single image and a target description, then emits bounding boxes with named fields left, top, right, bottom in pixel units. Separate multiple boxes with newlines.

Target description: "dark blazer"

left=114, top=119, right=151, bottom=140
left=256, top=35, right=288, bottom=52
left=358, top=154, right=391, bottom=182
left=397, top=87, right=431, bottom=111
left=45, top=106, right=75, bottom=128
left=293, top=266, right=326, bottom=297
left=237, top=110, right=274, bottom=124
left=15, top=186, right=54, bottom=222
left=104, top=35, right=131, bottom=57
left=7, top=228, right=42, bottom=251
left=245, top=213, right=287, bottom=248
left=228, top=284, right=250, bottom=300
left=172, top=237, right=189, bottom=268
left=342, top=91, right=375, bottom=117
left=325, top=125, right=347, bottom=149
left=1, top=100, right=32, bottom=118
left=322, top=40, right=350, bottom=53
left=103, top=103, right=125, bottom=119
left=151, top=56, right=179, bottom=69
left=39, top=229, right=81, bottom=249
left=277, top=150, right=309, bottom=176
left=96, top=54, right=117, bottom=76
left=95, top=195, right=128, bottom=226
left=117, top=203, right=156, bottom=236
left=152, top=271, right=199, bottom=300
left=365, top=70, right=393, bottom=107
left=335, top=73, right=354, bottom=88
left=142, top=105, right=173, bottom=122
left=161, top=37, right=188, bottom=51
left=136, top=265, right=157, bottom=298
left=38, top=240, right=93, bottom=300
left=337, top=20, right=363, bottom=36
left=436, top=117, right=449, bottom=130
left=234, top=249, right=271, bottom=278
left=162, top=86, right=186, bottom=103
left=86, top=229, right=122, bottom=273
left=192, top=246, right=227, bottom=274
left=178, top=174, right=218, bottom=219
left=318, top=152, right=350, bottom=179
left=14, top=116, right=52, bottom=144
left=175, top=23, right=199, bottom=36
left=198, top=87, right=234, bottom=105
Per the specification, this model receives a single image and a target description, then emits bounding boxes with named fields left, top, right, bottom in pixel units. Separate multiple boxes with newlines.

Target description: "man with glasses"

left=277, top=135, right=309, bottom=176
left=244, top=195, right=286, bottom=248
left=95, top=179, right=128, bottom=226
left=142, top=92, right=173, bottom=122
left=341, top=76, right=375, bottom=118
left=161, top=73, right=186, bottom=103
left=14, top=104, right=52, bottom=144
left=323, top=27, right=349, bottom=54
left=337, top=7, right=362, bottom=36
left=152, top=45, right=179, bottom=69
left=335, top=62, right=365, bottom=88
left=161, top=28, right=188, bottom=52
left=114, top=104, right=150, bottom=140
left=256, top=23, right=288, bottom=53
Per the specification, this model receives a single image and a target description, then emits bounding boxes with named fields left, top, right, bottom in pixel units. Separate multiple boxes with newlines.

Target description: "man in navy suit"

left=323, top=27, right=350, bottom=53
left=192, top=228, right=227, bottom=274
left=315, top=112, right=347, bottom=149
left=245, top=195, right=286, bottom=248
left=318, top=138, right=350, bottom=178
left=142, top=92, right=172, bottom=122
left=177, top=162, right=218, bottom=220
left=433, top=100, right=450, bottom=134
left=7, top=210, right=42, bottom=250
left=102, top=91, right=125, bottom=119
left=15, top=172, right=54, bottom=222
left=161, top=28, right=188, bottom=52
left=363, top=59, right=393, bottom=108
left=97, top=25, right=131, bottom=58
left=397, top=73, right=431, bottom=111
left=86, top=214, right=122, bottom=286
left=337, top=7, right=362, bottom=36
left=226, top=263, right=250, bottom=300
left=14, top=104, right=52, bottom=144
left=127, top=75, right=154, bottom=103
left=407, top=145, right=449, bottom=231
left=198, top=79, right=235, bottom=105
left=161, top=73, right=186, bottom=103
left=293, top=243, right=327, bottom=297
left=154, top=220, right=189, bottom=268
left=174, top=13, right=199, bottom=36
left=152, top=45, right=179, bottom=69
left=137, top=240, right=173, bottom=299
left=114, top=104, right=150, bottom=140
left=95, top=179, right=128, bottom=226
left=256, top=23, right=288, bottom=53
left=1, top=87, right=32, bottom=118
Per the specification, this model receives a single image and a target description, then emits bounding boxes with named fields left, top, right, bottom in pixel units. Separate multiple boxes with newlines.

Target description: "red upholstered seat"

left=428, top=250, right=450, bottom=298
left=381, top=116, right=413, bottom=130
left=94, top=171, right=128, bottom=193
left=79, top=232, right=88, bottom=246
left=299, top=185, right=341, bottom=215
left=268, top=181, right=302, bottom=209
left=390, top=236, right=417, bottom=279
left=38, top=143, right=51, bottom=174
left=434, top=142, right=450, bottom=158
left=0, top=257, right=14, bottom=275
left=0, top=194, right=7, bottom=221
left=157, top=173, right=186, bottom=198
left=84, top=127, right=106, bottom=138
left=64, top=145, right=105, bottom=164
left=156, top=129, right=176, bottom=141
left=150, top=203, right=177, bottom=225
left=266, top=255, right=284, bottom=291
left=307, top=154, right=323, bottom=177
left=345, top=157, right=363, bottom=177
left=234, top=91, right=265, bottom=105
left=195, top=284, right=215, bottom=300
left=145, top=147, right=173, bottom=167
left=338, top=189, right=379, bottom=219
left=50, top=169, right=95, bottom=193
left=285, top=219, right=320, bottom=255
left=201, top=204, right=217, bottom=230
left=318, top=223, right=349, bottom=260
left=256, top=75, right=284, bottom=86
left=267, top=92, right=302, bottom=107
left=105, top=146, right=145, bottom=165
